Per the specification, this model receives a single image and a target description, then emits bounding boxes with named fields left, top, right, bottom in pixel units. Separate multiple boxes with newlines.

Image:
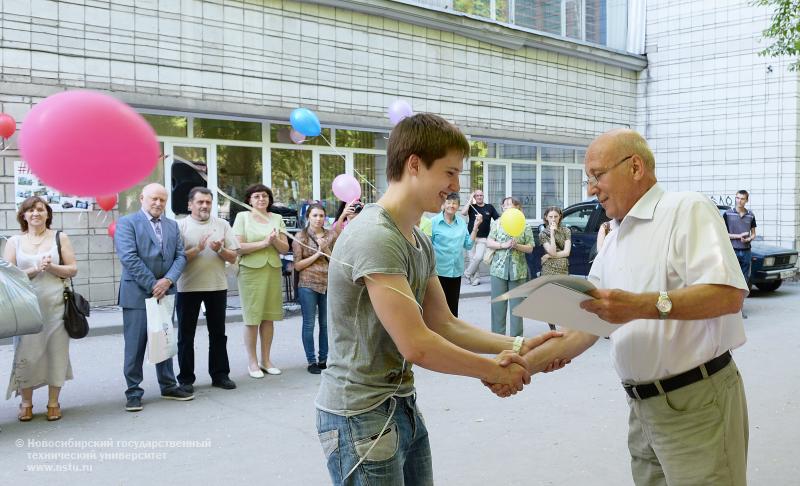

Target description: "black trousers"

left=176, top=290, right=230, bottom=384
left=437, top=275, right=462, bottom=317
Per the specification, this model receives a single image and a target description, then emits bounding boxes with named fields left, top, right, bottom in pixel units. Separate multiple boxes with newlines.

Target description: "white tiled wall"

left=640, top=0, right=799, bottom=248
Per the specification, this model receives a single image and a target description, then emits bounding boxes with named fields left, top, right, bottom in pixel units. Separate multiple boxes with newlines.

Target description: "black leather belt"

left=623, top=351, right=732, bottom=400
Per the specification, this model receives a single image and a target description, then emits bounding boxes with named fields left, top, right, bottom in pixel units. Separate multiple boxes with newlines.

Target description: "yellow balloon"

left=500, top=208, right=526, bottom=237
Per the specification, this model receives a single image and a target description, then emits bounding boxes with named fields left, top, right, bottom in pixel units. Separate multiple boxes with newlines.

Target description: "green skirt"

left=238, top=264, right=284, bottom=324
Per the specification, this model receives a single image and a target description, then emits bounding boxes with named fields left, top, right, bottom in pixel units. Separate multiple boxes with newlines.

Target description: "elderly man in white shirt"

left=514, top=129, right=749, bottom=486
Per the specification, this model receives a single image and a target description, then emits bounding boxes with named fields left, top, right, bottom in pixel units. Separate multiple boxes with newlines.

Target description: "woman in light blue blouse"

left=486, top=197, right=534, bottom=336
left=430, top=193, right=480, bottom=316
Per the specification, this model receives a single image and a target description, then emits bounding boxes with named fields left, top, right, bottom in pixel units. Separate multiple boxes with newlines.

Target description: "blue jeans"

left=734, top=249, right=751, bottom=288
left=298, top=287, right=328, bottom=364
left=316, top=395, right=433, bottom=486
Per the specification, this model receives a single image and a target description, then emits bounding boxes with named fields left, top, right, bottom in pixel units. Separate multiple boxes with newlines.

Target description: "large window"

left=119, top=143, right=165, bottom=216
left=512, top=163, right=536, bottom=218
left=218, top=146, right=262, bottom=222
left=541, top=165, right=564, bottom=211
left=568, top=168, right=585, bottom=206
left=354, top=153, right=378, bottom=203
left=195, top=118, right=262, bottom=142
left=271, top=149, right=312, bottom=211
left=437, top=0, right=629, bottom=50
left=141, top=113, right=585, bottom=228
left=320, top=154, right=345, bottom=217
left=487, top=164, right=507, bottom=209
left=470, top=159, right=484, bottom=193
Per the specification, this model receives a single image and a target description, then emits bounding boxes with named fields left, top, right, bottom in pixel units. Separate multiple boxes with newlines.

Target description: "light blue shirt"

left=430, top=212, right=474, bottom=278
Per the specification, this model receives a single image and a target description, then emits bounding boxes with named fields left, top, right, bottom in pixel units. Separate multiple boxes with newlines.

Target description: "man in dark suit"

left=115, top=183, right=193, bottom=412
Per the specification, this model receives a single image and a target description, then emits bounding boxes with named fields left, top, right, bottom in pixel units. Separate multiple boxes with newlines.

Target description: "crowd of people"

left=2, top=114, right=754, bottom=486
left=0, top=169, right=581, bottom=420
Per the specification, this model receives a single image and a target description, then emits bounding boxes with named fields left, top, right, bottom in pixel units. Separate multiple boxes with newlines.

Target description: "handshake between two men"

left=481, top=330, right=575, bottom=399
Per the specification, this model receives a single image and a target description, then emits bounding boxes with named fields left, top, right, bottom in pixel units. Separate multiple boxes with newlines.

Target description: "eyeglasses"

left=251, top=194, right=270, bottom=200
left=582, top=155, right=633, bottom=188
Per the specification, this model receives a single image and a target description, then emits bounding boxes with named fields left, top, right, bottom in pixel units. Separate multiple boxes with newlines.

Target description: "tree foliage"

left=754, top=0, right=800, bottom=71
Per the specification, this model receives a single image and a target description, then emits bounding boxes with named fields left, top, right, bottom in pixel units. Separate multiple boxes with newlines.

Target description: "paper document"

left=493, top=275, right=597, bottom=302
left=497, top=275, right=619, bottom=338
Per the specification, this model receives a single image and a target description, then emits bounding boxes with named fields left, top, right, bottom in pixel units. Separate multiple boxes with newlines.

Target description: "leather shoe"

left=212, top=378, right=237, bottom=390
left=317, top=361, right=327, bottom=370
left=161, top=387, right=194, bottom=401
left=125, top=397, right=143, bottom=412
left=180, top=384, right=194, bottom=394
left=307, top=363, right=322, bottom=374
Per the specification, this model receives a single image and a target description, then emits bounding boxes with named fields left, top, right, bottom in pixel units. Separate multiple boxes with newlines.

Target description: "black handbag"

left=56, top=231, right=90, bottom=339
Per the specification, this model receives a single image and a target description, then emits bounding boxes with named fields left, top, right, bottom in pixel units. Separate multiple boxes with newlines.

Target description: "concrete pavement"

left=0, top=282, right=797, bottom=485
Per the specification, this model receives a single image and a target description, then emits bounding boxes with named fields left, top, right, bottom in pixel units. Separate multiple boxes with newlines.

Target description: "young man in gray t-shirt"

left=315, top=113, right=564, bottom=485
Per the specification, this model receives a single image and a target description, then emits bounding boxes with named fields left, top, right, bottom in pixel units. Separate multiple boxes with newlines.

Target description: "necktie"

left=151, top=217, right=163, bottom=247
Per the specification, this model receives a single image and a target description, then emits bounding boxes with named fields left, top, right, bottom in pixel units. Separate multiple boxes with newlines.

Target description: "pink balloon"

left=331, top=174, right=361, bottom=202
left=388, top=100, right=413, bottom=126
left=107, top=221, right=116, bottom=238
left=19, top=91, right=159, bottom=197
left=289, top=129, right=306, bottom=144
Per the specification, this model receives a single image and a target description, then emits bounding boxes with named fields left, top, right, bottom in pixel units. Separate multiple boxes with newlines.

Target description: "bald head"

left=584, top=129, right=657, bottom=220
left=587, top=129, right=655, bottom=172
left=140, top=183, right=168, bottom=219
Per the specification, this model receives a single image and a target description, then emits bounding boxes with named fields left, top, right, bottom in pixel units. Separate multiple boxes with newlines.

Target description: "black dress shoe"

left=161, top=387, right=194, bottom=401
left=307, top=363, right=322, bottom=374
left=211, top=378, right=237, bottom=390
left=180, top=384, right=194, bottom=394
left=125, top=397, right=143, bottom=412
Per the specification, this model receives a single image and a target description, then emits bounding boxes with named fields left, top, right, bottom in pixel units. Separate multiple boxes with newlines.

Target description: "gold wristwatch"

left=656, top=291, right=672, bottom=319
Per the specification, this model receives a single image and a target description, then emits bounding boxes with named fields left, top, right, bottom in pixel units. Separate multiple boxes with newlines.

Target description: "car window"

left=561, top=206, right=594, bottom=233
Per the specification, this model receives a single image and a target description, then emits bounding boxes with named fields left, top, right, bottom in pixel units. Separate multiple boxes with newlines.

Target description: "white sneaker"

left=471, top=277, right=480, bottom=286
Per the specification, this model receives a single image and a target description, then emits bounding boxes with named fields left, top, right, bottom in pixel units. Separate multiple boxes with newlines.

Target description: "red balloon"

left=96, top=194, right=118, bottom=211
left=107, top=221, right=116, bottom=238
left=0, top=113, right=15, bottom=139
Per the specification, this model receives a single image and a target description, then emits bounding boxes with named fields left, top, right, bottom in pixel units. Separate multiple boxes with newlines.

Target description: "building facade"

left=0, top=0, right=795, bottom=304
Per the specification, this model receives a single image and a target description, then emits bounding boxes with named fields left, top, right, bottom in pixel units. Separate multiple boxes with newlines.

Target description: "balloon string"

left=174, top=158, right=422, bottom=313
left=319, top=133, right=381, bottom=199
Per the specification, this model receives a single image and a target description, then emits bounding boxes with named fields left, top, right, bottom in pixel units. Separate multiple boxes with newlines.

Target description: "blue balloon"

left=290, top=108, right=321, bottom=137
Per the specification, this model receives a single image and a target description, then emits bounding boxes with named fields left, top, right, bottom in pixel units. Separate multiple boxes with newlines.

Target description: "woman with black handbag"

left=3, top=197, right=77, bottom=422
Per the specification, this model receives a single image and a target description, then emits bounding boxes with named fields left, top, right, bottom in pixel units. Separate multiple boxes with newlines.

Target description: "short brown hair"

left=17, top=196, right=53, bottom=232
left=386, top=113, right=470, bottom=182
left=243, top=184, right=274, bottom=210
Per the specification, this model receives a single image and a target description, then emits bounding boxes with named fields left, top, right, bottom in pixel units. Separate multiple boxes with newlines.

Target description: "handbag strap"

left=54, top=230, right=75, bottom=291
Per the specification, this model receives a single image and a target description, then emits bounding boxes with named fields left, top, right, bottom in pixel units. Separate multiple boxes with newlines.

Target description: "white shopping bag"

left=145, top=295, right=177, bottom=364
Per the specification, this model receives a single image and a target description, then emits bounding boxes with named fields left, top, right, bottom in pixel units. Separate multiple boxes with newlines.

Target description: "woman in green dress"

left=233, top=184, right=290, bottom=378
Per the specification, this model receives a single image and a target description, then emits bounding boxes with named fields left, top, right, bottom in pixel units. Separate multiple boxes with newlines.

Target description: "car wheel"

left=754, top=280, right=782, bottom=292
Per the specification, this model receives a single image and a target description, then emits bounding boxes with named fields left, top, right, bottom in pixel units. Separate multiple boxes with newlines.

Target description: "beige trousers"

left=627, top=360, right=748, bottom=486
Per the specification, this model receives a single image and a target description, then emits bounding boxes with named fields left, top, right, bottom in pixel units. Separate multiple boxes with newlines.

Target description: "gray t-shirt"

left=315, top=204, right=436, bottom=416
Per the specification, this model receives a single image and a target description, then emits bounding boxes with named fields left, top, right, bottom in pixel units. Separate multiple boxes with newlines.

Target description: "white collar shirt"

left=589, top=184, right=748, bottom=383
